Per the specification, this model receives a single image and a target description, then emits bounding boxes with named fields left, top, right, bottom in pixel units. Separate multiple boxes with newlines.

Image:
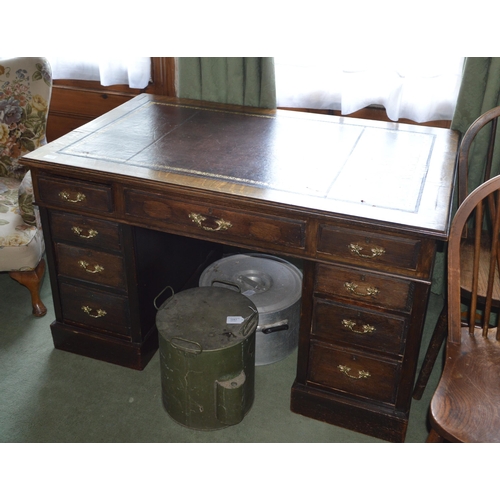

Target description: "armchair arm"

left=18, top=170, right=36, bottom=226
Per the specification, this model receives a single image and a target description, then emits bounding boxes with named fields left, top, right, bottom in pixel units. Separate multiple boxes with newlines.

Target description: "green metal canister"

left=156, top=287, right=258, bottom=430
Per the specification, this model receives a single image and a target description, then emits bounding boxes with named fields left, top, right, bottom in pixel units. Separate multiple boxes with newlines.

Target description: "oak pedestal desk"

left=22, top=95, right=458, bottom=442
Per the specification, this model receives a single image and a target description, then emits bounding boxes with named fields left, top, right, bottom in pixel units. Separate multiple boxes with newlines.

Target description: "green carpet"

left=0, top=259, right=444, bottom=444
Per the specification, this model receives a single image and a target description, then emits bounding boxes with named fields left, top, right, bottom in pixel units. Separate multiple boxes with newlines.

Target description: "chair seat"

left=0, top=176, right=44, bottom=272
left=429, top=330, right=500, bottom=442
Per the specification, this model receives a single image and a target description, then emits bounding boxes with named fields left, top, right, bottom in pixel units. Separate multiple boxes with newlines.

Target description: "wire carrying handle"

left=153, top=285, right=175, bottom=310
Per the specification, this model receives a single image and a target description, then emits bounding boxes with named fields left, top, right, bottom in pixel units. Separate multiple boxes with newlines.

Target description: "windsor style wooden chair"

left=427, top=174, right=500, bottom=442
left=413, top=105, right=500, bottom=399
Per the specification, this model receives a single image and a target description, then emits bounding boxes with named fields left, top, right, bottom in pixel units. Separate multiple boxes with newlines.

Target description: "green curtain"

left=177, top=57, right=276, bottom=109
left=432, top=57, right=500, bottom=295
left=451, top=57, right=500, bottom=195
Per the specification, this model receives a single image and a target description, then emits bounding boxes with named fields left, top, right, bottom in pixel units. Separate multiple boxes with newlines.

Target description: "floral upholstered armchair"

left=0, top=57, right=52, bottom=316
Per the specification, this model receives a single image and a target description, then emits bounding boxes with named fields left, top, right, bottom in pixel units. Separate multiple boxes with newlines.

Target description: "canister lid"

left=199, top=254, right=302, bottom=314
left=156, top=287, right=258, bottom=351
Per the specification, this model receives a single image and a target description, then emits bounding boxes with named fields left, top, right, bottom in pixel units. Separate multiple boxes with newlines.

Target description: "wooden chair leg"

left=9, top=259, right=47, bottom=317
left=426, top=427, right=445, bottom=443
left=412, top=302, right=447, bottom=400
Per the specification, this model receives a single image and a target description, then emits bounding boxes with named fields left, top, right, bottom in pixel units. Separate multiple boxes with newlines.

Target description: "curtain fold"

left=274, top=57, right=464, bottom=123
left=47, top=57, right=151, bottom=89
left=177, top=57, right=276, bottom=109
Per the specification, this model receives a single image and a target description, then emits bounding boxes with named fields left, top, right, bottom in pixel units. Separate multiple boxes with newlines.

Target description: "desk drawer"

left=308, top=340, right=400, bottom=404
left=37, top=174, right=113, bottom=214
left=312, top=298, right=407, bottom=355
left=315, top=263, right=414, bottom=313
left=123, top=188, right=306, bottom=250
left=317, top=224, right=421, bottom=274
left=50, top=211, right=121, bottom=251
left=60, top=282, right=131, bottom=338
left=56, top=243, right=127, bottom=290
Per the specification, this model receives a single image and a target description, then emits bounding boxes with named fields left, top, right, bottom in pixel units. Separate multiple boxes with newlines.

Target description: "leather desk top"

left=23, top=94, right=459, bottom=238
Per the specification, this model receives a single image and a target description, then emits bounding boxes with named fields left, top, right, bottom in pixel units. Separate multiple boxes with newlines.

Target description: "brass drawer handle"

left=78, top=260, right=104, bottom=274
left=81, top=305, right=107, bottom=318
left=344, top=282, right=379, bottom=297
left=341, top=319, right=376, bottom=334
left=189, top=212, right=232, bottom=232
left=59, top=191, right=86, bottom=203
left=348, top=243, right=386, bottom=259
left=338, top=364, right=371, bottom=380
left=72, top=226, right=99, bottom=239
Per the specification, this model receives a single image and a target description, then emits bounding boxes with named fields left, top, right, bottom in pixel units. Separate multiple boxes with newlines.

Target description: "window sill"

left=278, top=106, right=451, bottom=129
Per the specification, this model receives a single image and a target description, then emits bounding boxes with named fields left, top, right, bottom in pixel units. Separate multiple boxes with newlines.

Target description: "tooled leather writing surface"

left=63, top=102, right=362, bottom=194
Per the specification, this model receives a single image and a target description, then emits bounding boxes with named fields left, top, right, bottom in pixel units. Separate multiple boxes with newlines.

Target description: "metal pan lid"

left=199, top=254, right=302, bottom=314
